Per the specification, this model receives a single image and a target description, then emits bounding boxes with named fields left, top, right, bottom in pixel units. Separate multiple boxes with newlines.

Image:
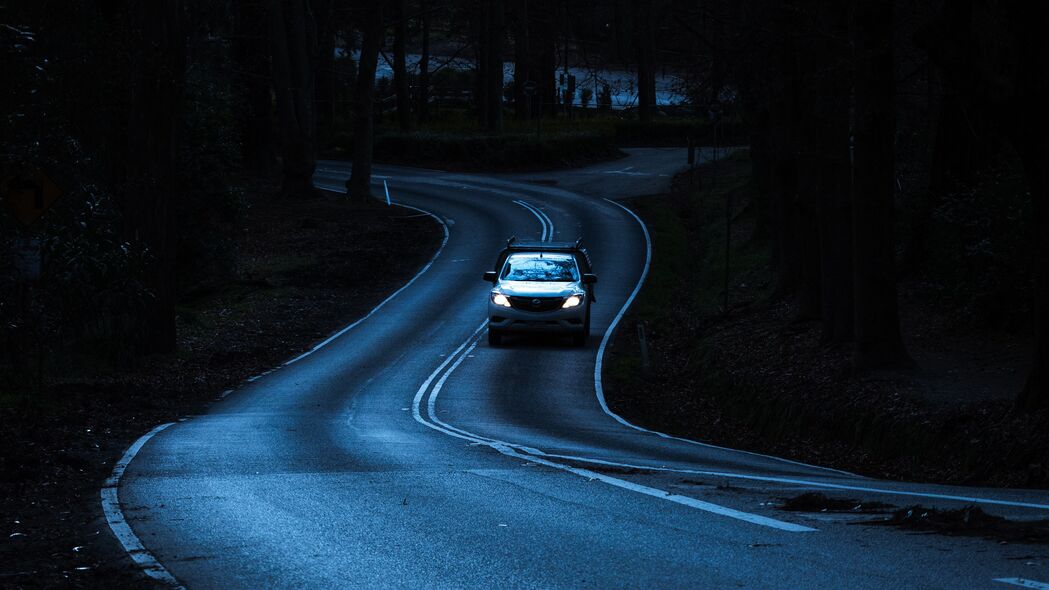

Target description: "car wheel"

left=488, top=328, right=503, bottom=346
left=572, top=308, right=590, bottom=347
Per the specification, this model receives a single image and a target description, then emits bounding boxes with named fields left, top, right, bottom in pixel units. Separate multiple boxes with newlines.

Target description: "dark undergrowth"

left=604, top=150, right=1049, bottom=489
left=0, top=184, right=442, bottom=588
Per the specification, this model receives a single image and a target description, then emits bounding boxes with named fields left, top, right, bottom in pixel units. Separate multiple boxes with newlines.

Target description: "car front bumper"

left=488, top=301, right=587, bottom=333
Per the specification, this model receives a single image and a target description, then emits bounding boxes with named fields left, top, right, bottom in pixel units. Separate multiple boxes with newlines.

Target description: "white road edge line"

left=497, top=450, right=1049, bottom=511
left=513, top=199, right=549, bottom=242
left=104, top=191, right=451, bottom=584
left=283, top=199, right=449, bottom=366
left=101, top=422, right=184, bottom=588
left=597, top=198, right=859, bottom=478
left=594, top=198, right=1049, bottom=510
left=413, top=330, right=816, bottom=533
left=995, top=578, right=1049, bottom=589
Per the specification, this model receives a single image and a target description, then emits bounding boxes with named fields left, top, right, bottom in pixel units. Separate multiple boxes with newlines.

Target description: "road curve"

left=113, top=152, right=1049, bottom=589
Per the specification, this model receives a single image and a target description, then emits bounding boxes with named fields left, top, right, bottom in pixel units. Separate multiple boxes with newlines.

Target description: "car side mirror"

left=582, top=274, right=598, bottom=284
left=483, top=271, right=498, bottom=283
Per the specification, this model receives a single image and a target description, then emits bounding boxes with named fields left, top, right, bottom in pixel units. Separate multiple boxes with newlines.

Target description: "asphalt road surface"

left=110, top=150, right=1049, bottom=589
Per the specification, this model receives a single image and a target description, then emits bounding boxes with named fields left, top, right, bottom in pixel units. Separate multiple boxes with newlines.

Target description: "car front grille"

left=507, top=296, right=565, bottom=312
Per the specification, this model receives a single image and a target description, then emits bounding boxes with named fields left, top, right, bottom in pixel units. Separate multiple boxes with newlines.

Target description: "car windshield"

left=501, top=254, right=579, bottom=282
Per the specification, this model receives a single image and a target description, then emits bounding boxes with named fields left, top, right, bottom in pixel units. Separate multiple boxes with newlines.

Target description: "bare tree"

left=851, top=0, right=909, bottom=368
left=269, top=0, right=319, bottom=198
left=486, top=0, right=505, bottom=131
left=347, top=1, right=384, bottom=199
left=633, top=0, right=655, bottom=121
left=314, top=0, right=337, bottom=137
left=417, top=0, right=432, bottom=124
left=393, top=0, right=412, bottom=131
left=232, top=0, right=276, bottom=171
left=513, top=0, right=530, bottom=120
left=123, top=0, right=186, bottom=353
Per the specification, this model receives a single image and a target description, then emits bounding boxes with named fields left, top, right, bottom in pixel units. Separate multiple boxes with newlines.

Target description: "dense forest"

left=2, top=0, right=1048, bottom=583
left=1, top=0, right=1046, bottom=409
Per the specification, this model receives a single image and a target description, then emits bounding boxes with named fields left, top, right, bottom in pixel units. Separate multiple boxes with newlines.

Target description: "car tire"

left=572, top=308, right=591, bottom=347
left=488, top=328, right=503, bottom=346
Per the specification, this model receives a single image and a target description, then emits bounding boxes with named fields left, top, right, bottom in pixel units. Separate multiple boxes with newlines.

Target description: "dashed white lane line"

left=996, top=578, right=1049, bottom=589
left=101, top=422, right=183, bottom=588
left=412, top=329, right=816, bottom=533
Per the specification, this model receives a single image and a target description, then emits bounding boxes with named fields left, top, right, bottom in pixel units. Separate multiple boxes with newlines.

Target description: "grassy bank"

left=605, top=151, right=1048, bottom=488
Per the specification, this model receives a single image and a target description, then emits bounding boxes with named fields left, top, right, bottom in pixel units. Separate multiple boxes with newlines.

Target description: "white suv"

left=483, top=240, right=597, bottom=347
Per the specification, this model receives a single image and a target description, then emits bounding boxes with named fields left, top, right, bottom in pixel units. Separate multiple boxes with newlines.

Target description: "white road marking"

left=417, top=194, right=1049, bottom=513
left=320, top=172, right=1047, bottom=512
left=497, top=449, right=1049, bottom=511
left=595, top=198, right=859, bottom=478
left=535, top=207, right=555, bottom=242
left=996, top=579, right=1049, bottom=589
left=383, top=179, right=391, bottom=206
left=101, top=423, right=184, bottom=588
left=412, top=330, right=815, bottom=532
left=513, top=199, right=551, bottom=242
left=283, top=201, right=449, bottom=366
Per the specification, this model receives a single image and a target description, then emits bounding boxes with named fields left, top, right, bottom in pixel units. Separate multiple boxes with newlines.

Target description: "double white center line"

left=411, top=322, right=816, bottom=533
left=513, top=199, right=554, bottom=242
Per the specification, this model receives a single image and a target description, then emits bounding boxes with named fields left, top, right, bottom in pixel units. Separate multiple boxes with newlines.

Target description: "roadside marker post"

left=383, top=179, right=391, bottom=206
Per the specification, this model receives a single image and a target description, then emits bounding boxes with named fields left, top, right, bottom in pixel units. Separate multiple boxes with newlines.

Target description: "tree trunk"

left=233, top=0, right=276, bottom=171
left=417, top=0, right=431, bottom=124
left=123, top=0, right=185, bottom=354
left=486, top=0, right=505, bottom=131
left=269, top=0, right=318, bottom=198
left=347, top=1, right=383, bottom=199
left=633, top=0, right=655, bottom=121
left=768, top=4, right=801, bottom=300
left=314, top=0, right=336, bottom=139
left=533, top=0, right=557, bottom=117
left=513, top=0, right=530, bottom=120
left=805, top=0, right=853, bottom=341
left=851, top=0, right=909, bottom=368
left=475, top=3, right=489, bottom=127
left=393, top=0, right=412, bottom=131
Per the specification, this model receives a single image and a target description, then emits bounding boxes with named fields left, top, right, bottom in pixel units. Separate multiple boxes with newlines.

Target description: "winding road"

left=108, top=150, right=1049, bottom=589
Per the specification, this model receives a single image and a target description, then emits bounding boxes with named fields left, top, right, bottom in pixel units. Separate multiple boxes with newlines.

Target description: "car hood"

left=495, top=281, right=581, bottom=297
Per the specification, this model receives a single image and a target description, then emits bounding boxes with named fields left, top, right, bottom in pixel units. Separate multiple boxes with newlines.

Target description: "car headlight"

left=562, top=294, right=583, bottom=308
left=491, top=292, right=512, bottom=308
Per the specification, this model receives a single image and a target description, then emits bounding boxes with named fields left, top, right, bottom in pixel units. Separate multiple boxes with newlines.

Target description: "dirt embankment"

left=0, top=187, right=442, bottom=588
left=604, top=153, right=1048, bottom=489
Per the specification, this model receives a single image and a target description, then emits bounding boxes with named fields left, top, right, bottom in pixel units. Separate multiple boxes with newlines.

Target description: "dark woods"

left=736, top=0, right=1047, bottom=409
left=1, top=0, right=1046, bottom=410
